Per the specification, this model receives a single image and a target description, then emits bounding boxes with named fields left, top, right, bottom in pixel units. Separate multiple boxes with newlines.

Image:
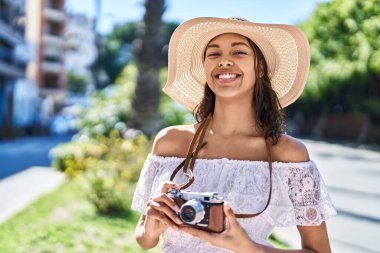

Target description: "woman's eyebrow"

left=205, top=41, right=250, bottom=51
left=205, top=44, right=219, bottom=51
left=231, top=42, right=250, bottom=48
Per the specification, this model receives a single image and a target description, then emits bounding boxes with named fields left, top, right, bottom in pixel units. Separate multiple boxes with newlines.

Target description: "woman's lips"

left=215, top=72, right=241, bottom=83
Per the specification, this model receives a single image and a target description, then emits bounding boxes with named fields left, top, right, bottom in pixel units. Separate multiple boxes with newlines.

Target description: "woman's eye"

left=207, top=53, right=220, bottom=57
left=233, top=51, right=247, bottom=56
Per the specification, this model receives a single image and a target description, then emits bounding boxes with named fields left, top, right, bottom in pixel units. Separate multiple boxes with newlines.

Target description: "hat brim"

left=163, top=17, right=310, bottom=111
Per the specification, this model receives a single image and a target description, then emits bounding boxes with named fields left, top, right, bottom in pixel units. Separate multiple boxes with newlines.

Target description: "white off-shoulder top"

left=131, top=154, right=337, bottom=253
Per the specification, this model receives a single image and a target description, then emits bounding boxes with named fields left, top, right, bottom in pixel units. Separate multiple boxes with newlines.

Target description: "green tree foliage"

left=99, top=22, right=138, bottom=83
left=67, top=71, right=88, bottom=94
left=294, top=0, right=380, bottom=119
left=98, top=21, right=179, bottom=84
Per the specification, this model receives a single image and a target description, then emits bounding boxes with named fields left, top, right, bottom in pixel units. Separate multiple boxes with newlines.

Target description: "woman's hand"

left=144, top=181, right=183, bottom=238
left=178, top=203, right=259, bottom=253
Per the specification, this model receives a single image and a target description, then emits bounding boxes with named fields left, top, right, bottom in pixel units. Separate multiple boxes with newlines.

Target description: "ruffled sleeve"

left=285, top=160, right=337, bottom=226
left=264, top=160, right=337, bottom=227
left=131, top=154, right=163, bottom=215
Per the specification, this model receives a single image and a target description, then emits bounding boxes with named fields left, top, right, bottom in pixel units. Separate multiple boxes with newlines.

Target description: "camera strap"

left=170, top=115, right=212, bottom=189
left=169, top=115, right=273, bottom=218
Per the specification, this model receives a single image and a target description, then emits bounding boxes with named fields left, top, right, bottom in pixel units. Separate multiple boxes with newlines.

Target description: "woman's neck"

left=209, top=98, right=261, bottom=137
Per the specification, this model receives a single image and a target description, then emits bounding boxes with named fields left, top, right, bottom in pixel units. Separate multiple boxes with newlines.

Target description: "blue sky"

left=65, top=0, right=330, bottom=34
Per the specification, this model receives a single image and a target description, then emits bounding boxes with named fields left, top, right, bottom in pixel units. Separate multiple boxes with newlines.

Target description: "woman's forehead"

left=207, top=33, right=250, bottom=45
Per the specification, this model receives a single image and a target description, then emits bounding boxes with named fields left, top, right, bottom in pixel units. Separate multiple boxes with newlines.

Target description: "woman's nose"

left=218, top=58, right=233, bottom=67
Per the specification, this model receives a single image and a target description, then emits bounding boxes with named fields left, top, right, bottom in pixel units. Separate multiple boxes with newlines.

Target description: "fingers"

left=153, top=192, right=181, bottom=213
left=148, top=200, right=182, bottom=225
left=223, top=202, right=239, bottom=228
left=145, top=181, right=183, bottom=230
left=152, top=210, right=179, bottom=230
left=146, top=204, right=180, bottom=230
left=161, top=181, right=181, bottom=193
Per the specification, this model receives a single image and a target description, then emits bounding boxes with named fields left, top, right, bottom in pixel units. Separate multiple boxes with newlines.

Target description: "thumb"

left=161, top=181, right=181, bottom=193
left=223, top=202, right=239, bottom=227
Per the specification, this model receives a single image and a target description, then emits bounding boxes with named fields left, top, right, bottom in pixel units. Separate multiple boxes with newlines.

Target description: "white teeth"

left=218, top=73, right=237, bottom=79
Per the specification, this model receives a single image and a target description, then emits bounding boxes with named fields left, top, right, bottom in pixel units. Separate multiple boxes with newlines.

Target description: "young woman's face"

left=203, top=33, right=256, bottom=100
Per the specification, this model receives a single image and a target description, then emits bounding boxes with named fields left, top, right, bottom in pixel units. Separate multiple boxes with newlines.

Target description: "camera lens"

left=181, top=206, right=196, bottom=222
left=179, top=199, right=205, bottom=224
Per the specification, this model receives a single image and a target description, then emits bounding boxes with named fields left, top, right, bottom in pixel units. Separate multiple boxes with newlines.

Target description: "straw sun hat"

left=163, top=17, right=310, bottom=111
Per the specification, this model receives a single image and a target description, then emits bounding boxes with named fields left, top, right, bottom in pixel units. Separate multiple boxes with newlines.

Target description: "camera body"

left=168, top=189, right=225, bottom=233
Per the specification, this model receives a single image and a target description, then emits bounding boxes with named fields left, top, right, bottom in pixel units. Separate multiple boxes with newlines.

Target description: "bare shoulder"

left=151, top=124, right=196, bottom=157
left=271, top=134, right=310, bottom=162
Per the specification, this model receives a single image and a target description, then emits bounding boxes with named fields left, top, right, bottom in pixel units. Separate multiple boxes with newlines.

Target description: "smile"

left=215, top=73, right=241, bottom=82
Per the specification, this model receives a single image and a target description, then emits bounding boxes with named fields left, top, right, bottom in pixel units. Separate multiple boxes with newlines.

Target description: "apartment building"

left=0, top=0, right=38, bottom=137
left=65, top=14, right=97, bottom=93
left=26, top=0, right=66, bottom=112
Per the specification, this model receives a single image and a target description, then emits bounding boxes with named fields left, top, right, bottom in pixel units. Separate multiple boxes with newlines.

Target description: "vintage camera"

left=168, top=189, right=225, bottom=233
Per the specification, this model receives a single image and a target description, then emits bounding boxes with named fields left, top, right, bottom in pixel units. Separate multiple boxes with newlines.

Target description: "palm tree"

left=129, top=0, right=165, bottom=136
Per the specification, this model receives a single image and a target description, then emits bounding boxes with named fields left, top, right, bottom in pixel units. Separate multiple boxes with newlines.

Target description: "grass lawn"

left=0, top=180, right=287, bottom=253
left=0, top=180, right=160, bottom=253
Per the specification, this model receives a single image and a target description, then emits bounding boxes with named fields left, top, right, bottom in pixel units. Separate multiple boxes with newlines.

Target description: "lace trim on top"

left=131, top=154, right=337, bottom=252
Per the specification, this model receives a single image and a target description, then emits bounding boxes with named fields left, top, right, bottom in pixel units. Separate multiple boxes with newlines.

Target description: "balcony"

left=0, top=61, right=24, bottom=78
left=0, top=44, right=12, bottom=62
left=41, top=61, right=62, bottom=75
left=0, top=6, right=11, bottom=24
left=45, top=0, right=65, bottom=10
left=0, top=20, right=23, bottom=45
left=43, top=34, right=64, bottom=48
left=44, top=46, right=61, bottom=61
left=43, top=7, right=65, bottom=23
left=43, top=35, right=64, bottom=65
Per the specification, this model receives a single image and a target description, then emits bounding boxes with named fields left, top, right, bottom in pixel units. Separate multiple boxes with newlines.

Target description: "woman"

left=132, top=17, right=336, bottom=252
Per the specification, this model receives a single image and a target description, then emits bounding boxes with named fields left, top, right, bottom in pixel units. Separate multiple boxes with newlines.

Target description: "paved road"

left=274, top=139, right=380, bottom=253
left=0, top=135, right=72, bottom=179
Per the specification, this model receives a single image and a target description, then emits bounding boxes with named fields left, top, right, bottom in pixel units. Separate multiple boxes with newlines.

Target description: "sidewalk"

left=273, top=139, right=380, bottom=253
left=0, top=167, right=65, bottom=224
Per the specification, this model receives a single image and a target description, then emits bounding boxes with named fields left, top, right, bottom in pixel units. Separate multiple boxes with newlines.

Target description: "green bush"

left=81, top=160, right=136, bottom=215
left=51, top=130, right=151, bottom=214
left=50, top=139, right=106, bottom=179
left=77, top=64, right=137, bottom=138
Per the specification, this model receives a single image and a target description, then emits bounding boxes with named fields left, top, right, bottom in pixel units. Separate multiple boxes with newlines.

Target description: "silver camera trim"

left=168, top=189, right=224, bottom=203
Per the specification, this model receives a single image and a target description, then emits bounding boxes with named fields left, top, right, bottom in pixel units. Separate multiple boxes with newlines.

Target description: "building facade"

left=0, top=0, right=37, bottom=138
left=26, top=0, right=66, bottom=117
left=65, top=14, right=97, bottom=94
left=0, top=0, right=67, bottom=138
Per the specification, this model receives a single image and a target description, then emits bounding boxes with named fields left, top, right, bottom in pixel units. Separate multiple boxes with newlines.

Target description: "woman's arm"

left=249, top=222, right=332, bottom=253
left=135, top=215, right=161, bottom=249
left=134, top=126, right=188, bottom=249
left=296, top=223, right=332, bottom=253
left=179, top=204, right=332, bottom=253
left=134, top=182, right=182, bottom=250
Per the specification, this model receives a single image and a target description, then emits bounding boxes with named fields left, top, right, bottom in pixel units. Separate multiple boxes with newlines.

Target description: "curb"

left=0, top=167, right=66, bottom=224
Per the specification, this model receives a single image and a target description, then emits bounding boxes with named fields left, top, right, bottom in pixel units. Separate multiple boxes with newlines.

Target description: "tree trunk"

left=130, top=0, right=165, bottom=136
